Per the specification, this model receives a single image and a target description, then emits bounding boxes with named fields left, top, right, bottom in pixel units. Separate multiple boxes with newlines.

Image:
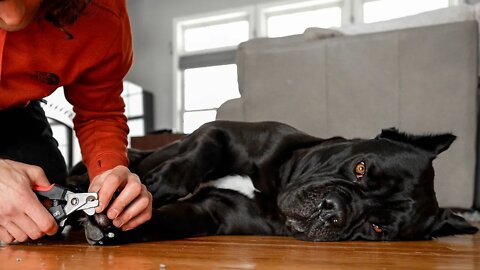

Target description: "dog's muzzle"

left=279, top=180, right=357, bottom=240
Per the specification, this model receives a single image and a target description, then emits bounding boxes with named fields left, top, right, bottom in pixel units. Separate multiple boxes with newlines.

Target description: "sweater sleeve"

left=64, top=10, right=133, bottom=180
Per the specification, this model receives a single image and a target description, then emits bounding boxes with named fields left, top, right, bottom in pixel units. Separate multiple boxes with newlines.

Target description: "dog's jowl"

left=67, top=121, right=478, bottom=244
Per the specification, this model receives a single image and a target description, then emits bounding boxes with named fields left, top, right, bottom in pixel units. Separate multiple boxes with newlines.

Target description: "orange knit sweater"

left=0, top=0, right=133, bottom=180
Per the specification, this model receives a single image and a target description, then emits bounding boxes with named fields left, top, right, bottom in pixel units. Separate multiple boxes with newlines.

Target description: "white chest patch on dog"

left=203, top=175, right=259, bottom=199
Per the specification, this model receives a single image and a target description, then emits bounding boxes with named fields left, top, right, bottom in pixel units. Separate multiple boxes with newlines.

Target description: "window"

left=123, top=82, right=144, bottom=119
left=42, top=89, right=77, bottom=168
left=122, top=81, right=154, bottom=140
left=362, top=0, right=450, bottom=23
left=183, top=64, right=240, bottom=133
left=177, top=11, right=252, bottom=54
left=260, top=0, right=343, bottom=37
left=173, top=0, right=460, bottom=133
left=174, top=9, right=251, bottom=132
left=48, top=119, right=74, bottom=168
left=183, top=20, right=250, bottom=52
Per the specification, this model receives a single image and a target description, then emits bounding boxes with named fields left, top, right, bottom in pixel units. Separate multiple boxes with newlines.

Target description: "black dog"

left=66, top=121, right=478, bottom=244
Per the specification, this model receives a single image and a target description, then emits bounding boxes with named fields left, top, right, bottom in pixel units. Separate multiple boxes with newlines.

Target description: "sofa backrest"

left=217, top=21, right=478, bottom=208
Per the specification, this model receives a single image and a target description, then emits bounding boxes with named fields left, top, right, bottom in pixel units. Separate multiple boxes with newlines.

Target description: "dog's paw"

left=83, top=213, right=119, bottom=245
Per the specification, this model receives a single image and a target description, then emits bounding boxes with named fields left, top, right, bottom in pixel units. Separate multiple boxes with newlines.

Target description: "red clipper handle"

left=32, top=184, right=55, bottom=192
left=33, top=184, right=68, bottom=201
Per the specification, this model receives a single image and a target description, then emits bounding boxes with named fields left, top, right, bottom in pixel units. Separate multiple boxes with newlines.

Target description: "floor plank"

left=1, top=226, right=479, bottom=270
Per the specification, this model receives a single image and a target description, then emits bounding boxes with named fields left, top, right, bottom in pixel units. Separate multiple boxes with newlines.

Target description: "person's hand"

left=89, top=165, right=152, bottom=231
left=0, top=159, right=58, bottom=244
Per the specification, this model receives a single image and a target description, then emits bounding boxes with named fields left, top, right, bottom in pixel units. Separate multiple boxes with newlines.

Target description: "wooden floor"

left=1, top=225, right=479, bottom=270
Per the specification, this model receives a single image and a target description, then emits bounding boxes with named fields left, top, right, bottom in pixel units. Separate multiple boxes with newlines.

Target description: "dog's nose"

left=319, top=193, right=347, bottom=227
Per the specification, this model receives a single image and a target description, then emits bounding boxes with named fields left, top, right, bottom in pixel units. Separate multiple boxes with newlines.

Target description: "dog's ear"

left=376, top=128, right=456, bottom=156
left=427, top=209, right=478, bottom=238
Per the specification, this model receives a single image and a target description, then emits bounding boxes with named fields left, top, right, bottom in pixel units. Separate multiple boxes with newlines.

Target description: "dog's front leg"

left=85, top=187, right=285, bottom=245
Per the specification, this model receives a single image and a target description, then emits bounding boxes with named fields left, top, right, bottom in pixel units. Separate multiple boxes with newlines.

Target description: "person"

left=0, top=0, right=152, bottom=244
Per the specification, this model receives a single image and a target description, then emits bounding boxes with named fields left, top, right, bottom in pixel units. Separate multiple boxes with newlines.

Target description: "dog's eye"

left=354, top=161, right=366, bottom=180
left=372, top=224, right=383, bottom=234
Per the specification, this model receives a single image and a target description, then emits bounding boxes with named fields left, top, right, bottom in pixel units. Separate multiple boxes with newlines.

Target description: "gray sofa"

left=216, top=6, right=479, bottom=208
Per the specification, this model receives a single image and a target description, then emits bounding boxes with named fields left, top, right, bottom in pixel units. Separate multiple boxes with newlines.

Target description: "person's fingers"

left=3, top=222, right=28, bottom=242
left=119, top=197, right=153, bottom=231
left=120, top=210, right=152, bottom=231
left=89, top=172, right=108, bottom=213
left=107, top=175, right=142, bottom=220
left=1, top=160, right=50, bottom=186
left=24, top=197, right=58, bottom=236
left=89, top=171, right=107, bottom=193
left=113, top=187, right=151, bottom=228
left=0, top=160, right=56, bottom=243
left=95, top=169, right=128, bottom=213
left=23, top=164, right=51, bottom=187
left=0, top=226, right=14, bottom=244
left=14, top=214, right=44, bottom=240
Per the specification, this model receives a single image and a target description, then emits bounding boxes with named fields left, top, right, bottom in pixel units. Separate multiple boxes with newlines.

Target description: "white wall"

left=126, top=0, right=282, bottom=131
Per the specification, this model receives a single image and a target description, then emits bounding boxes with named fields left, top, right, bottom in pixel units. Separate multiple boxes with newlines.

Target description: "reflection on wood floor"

left=1, top=225, right=479, bottom=270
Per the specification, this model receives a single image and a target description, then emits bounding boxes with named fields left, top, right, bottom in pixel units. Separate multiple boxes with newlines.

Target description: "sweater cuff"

left=87, top=152, right=129, bottom=180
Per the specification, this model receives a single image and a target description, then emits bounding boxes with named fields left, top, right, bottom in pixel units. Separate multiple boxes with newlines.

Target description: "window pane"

left=48, top=121, right=70, bottom=166
left=267, top=7, right=341, bottom=38
left=122, top=81, right=144, bottom=118
left=184, top=64, right=240, bottom=111
left=123, top=81, right=143, bottom=96
left=128, top=118, right=145, bottom=137
left=125, top=93, right=144, bottom=118
left=184, top=20, right=249, bottom=52
left=50, top=124, right=68, bottom=145
left=363, top=0, right=449, bottom=23
left=73, top=138, right=81, bottom=165
left=183, top=110, right=217, bottom=134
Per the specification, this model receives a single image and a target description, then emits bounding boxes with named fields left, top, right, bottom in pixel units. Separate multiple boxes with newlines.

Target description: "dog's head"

left=278, top=128, right=478, bottom=241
